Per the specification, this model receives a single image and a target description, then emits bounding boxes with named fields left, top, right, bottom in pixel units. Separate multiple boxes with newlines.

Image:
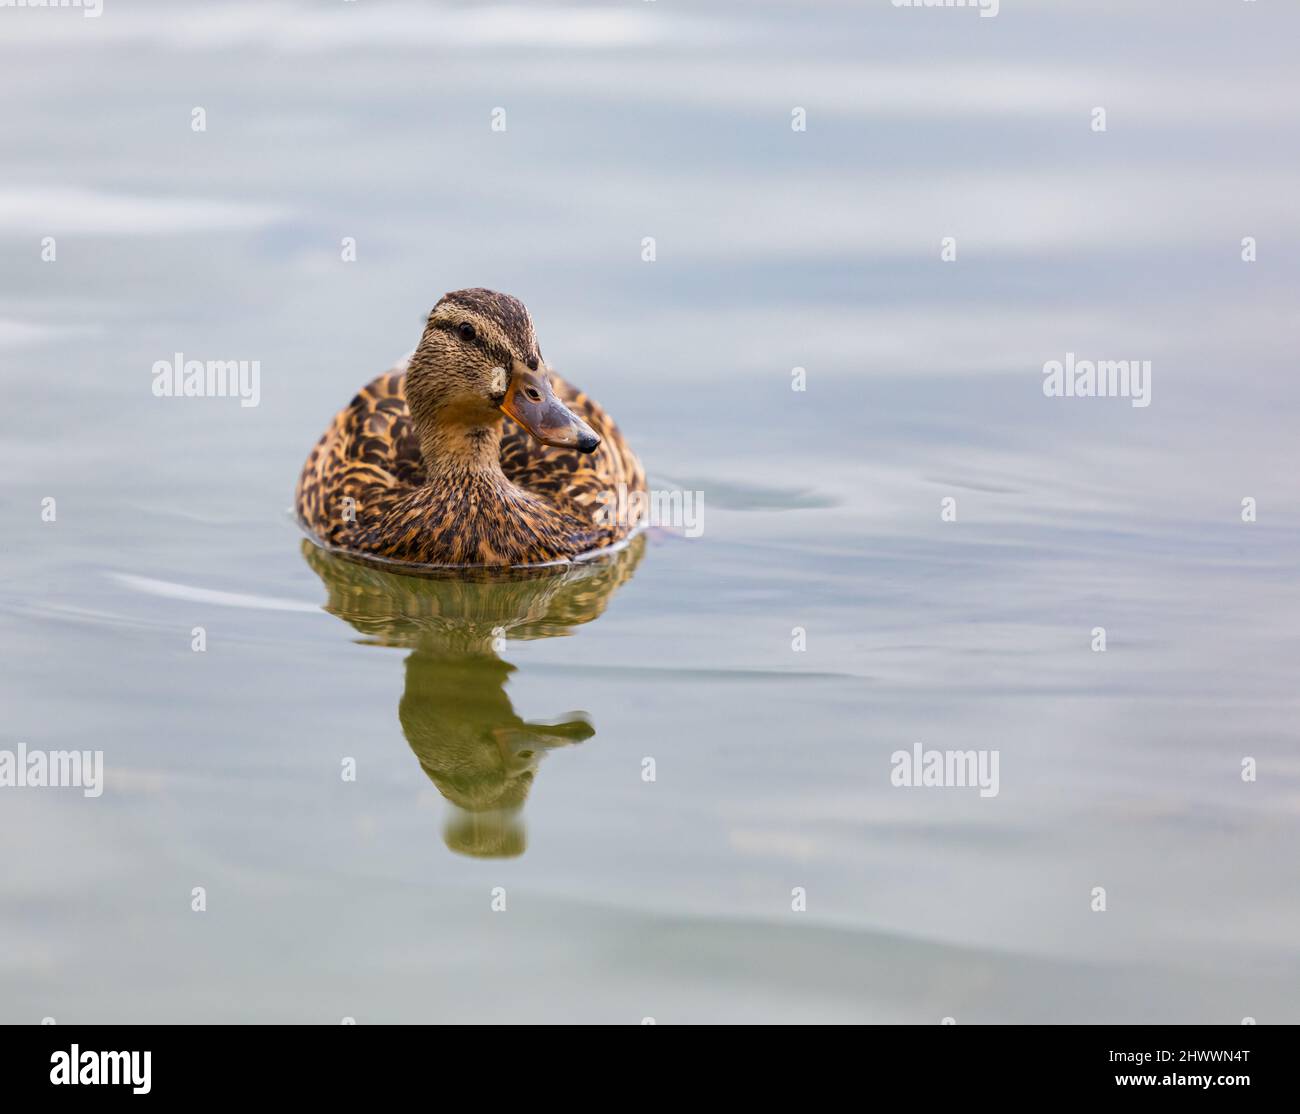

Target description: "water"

left=3, top=0, right=1299, bottom=1023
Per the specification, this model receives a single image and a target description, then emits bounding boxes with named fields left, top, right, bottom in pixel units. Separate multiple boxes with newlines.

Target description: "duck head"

left=406, top=288, right=600, bottom=463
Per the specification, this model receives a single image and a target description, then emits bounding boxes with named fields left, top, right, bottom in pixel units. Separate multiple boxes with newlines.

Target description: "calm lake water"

left=3, top=0, right=1299, bottom=1023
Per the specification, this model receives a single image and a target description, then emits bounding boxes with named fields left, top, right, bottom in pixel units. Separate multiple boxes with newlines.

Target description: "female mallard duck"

left=296, top=288, right=646, bottom=567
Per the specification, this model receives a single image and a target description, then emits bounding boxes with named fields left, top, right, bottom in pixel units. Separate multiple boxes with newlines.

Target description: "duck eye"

left=525, top=387, right=542, bottom=402
left=457, top=322, right=477, bottom=342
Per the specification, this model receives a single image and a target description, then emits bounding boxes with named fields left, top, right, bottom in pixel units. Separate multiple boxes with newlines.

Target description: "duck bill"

left=501, top=364, right=601, bottom=454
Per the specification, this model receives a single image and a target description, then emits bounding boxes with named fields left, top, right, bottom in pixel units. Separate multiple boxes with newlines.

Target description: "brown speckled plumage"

left=295, top=289, right=646, bottom=567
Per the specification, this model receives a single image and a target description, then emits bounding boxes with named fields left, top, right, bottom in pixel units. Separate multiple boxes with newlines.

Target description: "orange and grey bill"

left=501, top=361, right=601, bottom=454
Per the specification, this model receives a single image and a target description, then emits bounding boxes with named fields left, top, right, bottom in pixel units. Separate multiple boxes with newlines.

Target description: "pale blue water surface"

left=2, top=0, right=1299, bottom=1023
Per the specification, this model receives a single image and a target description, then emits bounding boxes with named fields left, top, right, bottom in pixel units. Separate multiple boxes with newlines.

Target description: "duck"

left=296, top=288, right=646, bottom=567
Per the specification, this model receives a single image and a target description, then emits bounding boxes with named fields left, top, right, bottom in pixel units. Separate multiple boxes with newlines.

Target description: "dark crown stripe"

left=437, top=288, right=536, bottom=356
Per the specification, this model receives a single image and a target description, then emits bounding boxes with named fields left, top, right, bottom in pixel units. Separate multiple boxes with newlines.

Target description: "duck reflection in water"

left=301, top=537, right=645, bottom=858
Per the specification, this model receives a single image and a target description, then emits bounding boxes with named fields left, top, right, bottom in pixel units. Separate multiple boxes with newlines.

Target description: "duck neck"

left=419, top=415, right=509, bottom=484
